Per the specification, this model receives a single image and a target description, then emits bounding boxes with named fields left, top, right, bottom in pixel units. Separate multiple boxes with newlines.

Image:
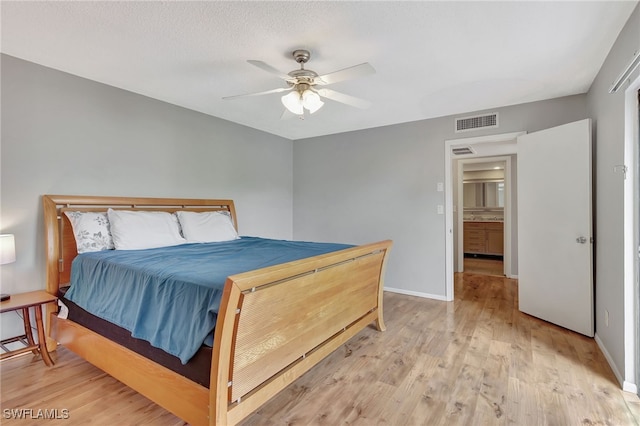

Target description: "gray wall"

left=587, top=3, right=639, bottom=387
left=0, top=55, right=293, bottom=338
left=293, top=95, right=589, bottom=298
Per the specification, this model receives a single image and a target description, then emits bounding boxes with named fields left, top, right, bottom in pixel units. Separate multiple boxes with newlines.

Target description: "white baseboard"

left=384, top=286, right=449, bottom=301
left=595, top=333, right=625, bottom=389
left=509, top=274, right=519, bottom=279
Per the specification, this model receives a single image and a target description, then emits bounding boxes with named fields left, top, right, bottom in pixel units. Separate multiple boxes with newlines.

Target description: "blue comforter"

left=65, top=237, right=353, bottom=364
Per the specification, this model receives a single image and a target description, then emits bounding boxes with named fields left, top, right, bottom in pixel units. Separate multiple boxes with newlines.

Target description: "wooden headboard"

left=42, top=195, right=238, bottom=295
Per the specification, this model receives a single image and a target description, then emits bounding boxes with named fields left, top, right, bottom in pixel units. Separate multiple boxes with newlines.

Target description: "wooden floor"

left=464, top=257, right=504, bottom=276
left=2, top=273, right=639, bottom=425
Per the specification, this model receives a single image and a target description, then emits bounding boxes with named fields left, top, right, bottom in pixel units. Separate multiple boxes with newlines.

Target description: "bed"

left=42, top=195, right=392, bottom=425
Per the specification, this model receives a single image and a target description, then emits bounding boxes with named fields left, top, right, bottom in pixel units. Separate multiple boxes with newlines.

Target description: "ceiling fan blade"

left=223, top=87, right=291, bottom=100
left=247, top=60, right=293, bottom=81
left=315, top=63, right=375, bottom=85
left=316, top=88, right=371, bottom=109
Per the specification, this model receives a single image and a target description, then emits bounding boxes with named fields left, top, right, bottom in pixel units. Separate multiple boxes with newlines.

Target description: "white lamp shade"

left=0, top=234, right=16, bottom=265
left=302, top=90, right=324, bottom=114
left=281, top=91, right=304, bottom=115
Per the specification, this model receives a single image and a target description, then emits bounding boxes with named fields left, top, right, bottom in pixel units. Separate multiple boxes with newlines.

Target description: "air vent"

left=455, top=113, right=499, bottom=133
left=452, top=146, right=475, bottom=155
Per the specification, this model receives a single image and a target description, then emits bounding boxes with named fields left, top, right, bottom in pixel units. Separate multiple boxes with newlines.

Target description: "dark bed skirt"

left=58, top=287, right=212, bottom=388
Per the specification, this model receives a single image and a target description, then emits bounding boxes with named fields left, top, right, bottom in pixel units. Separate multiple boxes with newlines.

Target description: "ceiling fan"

left=223, top=49, right=375, bottom=117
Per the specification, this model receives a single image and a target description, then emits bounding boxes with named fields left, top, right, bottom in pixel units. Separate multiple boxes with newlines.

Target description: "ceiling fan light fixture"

left=281, top=88, right=325, bottom=115
left=302, top=90, right=324, bottom=114
left=229, top=49, right=374, bottom=116
left=281, top=91, right=304, bottom=115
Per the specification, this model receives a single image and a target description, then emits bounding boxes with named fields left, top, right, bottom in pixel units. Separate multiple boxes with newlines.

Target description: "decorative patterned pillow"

left=64, top=211, right=115, bottom=253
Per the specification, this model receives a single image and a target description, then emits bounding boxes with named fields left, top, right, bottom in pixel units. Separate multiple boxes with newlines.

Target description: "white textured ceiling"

left=1, top=1, right=637, bottom=140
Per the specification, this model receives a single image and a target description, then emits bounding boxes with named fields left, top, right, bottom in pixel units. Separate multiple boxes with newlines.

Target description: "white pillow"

left=107, top=209, right=186, bottom=250
left=64, top=211, right=115, bottom=253
left=176, top=211, right=239, bottom=243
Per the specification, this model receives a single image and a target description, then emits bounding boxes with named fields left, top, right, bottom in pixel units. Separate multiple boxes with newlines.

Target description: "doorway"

left=444, top=132, right=523, bottom=301
left=458, top=157, right=509, bottom=277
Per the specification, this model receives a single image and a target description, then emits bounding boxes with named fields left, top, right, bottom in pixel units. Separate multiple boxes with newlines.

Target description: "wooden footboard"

left=211, top=240, right=391, bottom=425
left=42, top=195, right=392, bottom=425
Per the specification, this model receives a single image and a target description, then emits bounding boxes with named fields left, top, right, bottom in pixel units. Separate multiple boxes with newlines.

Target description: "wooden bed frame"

left=42, top=195, right=392, bottom=425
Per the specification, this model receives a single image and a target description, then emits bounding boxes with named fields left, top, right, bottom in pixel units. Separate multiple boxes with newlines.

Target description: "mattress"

left=59, top=286, right=213, bottom=387
left=64, top=237, right=354, bottom=364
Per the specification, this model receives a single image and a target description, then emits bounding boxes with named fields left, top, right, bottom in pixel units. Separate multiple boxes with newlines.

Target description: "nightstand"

left=0, top=290, right=57, bottom=366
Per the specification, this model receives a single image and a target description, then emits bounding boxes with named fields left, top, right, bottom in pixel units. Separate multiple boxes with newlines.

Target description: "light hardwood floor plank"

left=2, top=273, right=639, bottom=425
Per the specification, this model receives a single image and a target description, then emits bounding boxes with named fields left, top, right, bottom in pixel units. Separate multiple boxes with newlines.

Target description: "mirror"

left=464, top=181, right=504, bottom=208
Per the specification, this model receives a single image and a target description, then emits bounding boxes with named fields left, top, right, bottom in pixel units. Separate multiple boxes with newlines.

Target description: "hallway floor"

left=464, top=256, right=505, bottom=276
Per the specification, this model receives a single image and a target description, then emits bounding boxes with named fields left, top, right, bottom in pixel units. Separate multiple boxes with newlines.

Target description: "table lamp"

left=0, top=234, right=16, bottom=301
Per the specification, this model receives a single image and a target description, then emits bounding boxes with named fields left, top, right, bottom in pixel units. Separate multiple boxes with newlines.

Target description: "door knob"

left=576, top=236, right=588, bottom=244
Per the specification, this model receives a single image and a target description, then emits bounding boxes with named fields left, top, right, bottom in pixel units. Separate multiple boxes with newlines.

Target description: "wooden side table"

left=0, top=290, right=57, bottom=366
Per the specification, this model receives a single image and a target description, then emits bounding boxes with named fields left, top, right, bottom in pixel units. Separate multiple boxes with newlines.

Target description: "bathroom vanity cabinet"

left=463, top=221, right=504, bottom=256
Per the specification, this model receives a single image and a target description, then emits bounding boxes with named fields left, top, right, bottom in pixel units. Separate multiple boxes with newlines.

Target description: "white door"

left=517, top=119, right=593, bottom=337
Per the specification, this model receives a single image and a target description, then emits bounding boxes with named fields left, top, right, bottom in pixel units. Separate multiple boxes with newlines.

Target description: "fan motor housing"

left=289, top=49, right=318, bottom=83
left=288, top=69, right=318, bottom=80
left=292, top=49, right=311, bottom=64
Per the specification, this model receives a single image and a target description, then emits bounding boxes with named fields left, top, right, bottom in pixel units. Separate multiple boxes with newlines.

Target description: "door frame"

left=623, top=74, right=640, bottom=393
left=444, top=131, right=524, bottom=301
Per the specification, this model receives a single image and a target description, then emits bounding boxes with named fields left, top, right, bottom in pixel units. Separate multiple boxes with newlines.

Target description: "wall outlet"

left=437, top=205, right=444, bottom=214
left=605, top=309, right=609, bottom=327
left=437, top=182, right=444, bottom=192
